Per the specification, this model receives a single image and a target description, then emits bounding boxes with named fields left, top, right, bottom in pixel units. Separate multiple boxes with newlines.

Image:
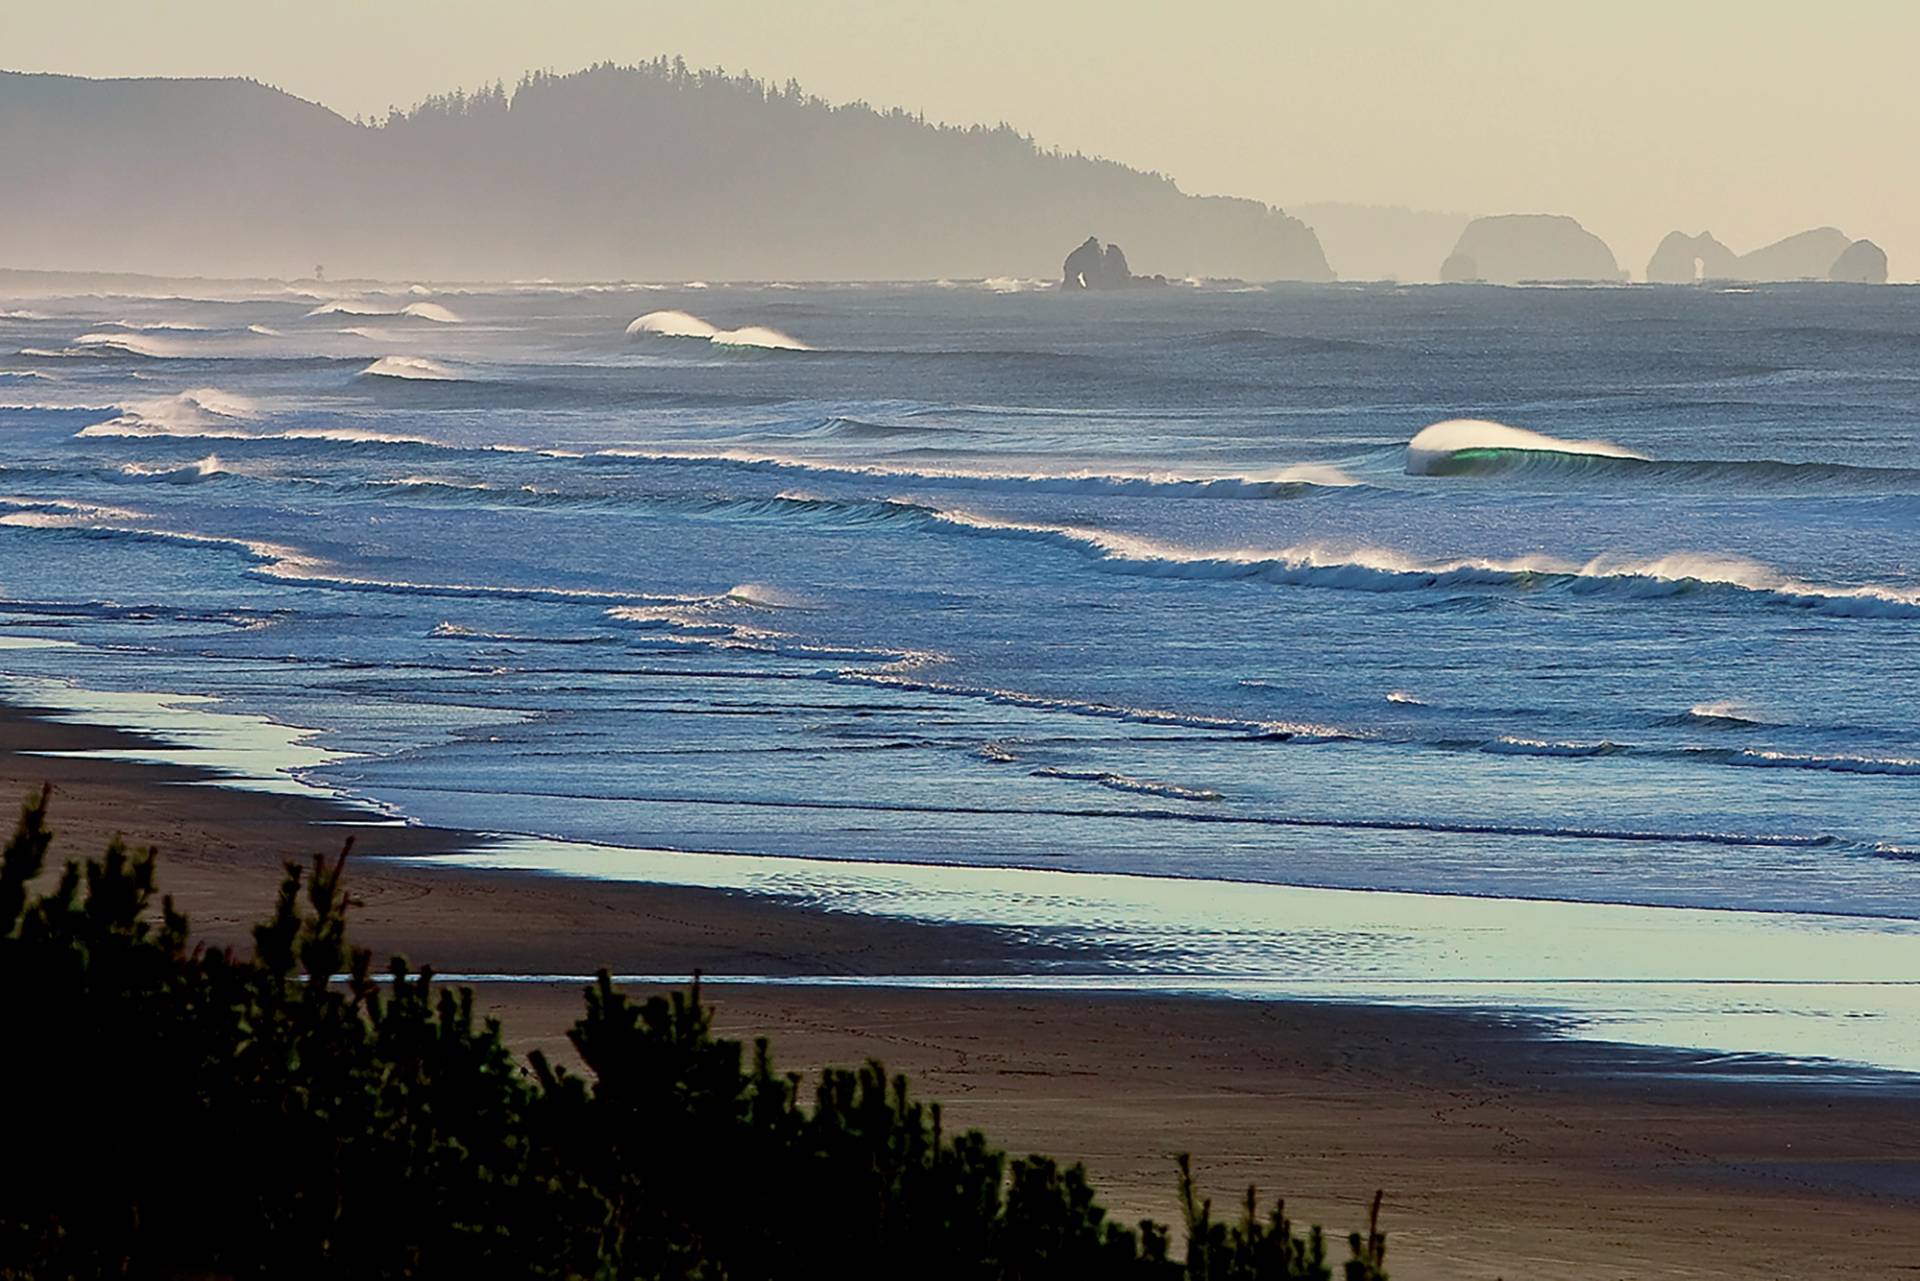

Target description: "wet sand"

left=4, top=700, right=1918, bottom=1279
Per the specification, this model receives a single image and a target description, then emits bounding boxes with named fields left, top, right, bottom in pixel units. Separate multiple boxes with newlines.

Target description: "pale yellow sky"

left=4, top=0, right=1914, bottom=277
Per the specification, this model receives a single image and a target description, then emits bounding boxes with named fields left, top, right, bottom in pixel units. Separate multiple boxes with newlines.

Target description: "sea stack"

left=1829, top=239, right=1889, bottom=283
left=1061, top=236, right=1167, bottom=289
left=1438, top=215, right=1624, bottom=284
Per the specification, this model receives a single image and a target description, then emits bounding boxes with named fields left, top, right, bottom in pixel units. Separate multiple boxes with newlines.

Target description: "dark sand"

left=5, top=700, right=1918, bottom=1278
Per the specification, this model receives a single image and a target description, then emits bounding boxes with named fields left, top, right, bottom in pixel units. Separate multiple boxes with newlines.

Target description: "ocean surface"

left=3, top=278, right=1917, bottom=1071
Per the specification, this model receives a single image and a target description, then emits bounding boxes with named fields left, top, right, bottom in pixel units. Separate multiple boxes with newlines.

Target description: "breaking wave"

left=1481, top=736, right=1629, bottom=759
left=360, top=355, right=459, bottom=381
left=625, top=311, right=812, bottom=351
left=1407, top=419, right=1645, bottom=476
left=118, top=454, right=228, bottom=483
left=76, top=388, right=258, bottom=437
left=915, top=505, right=1920, bottom=618
left=76, top=390, right=434, bottom=447
left=72, top=331, right=195, bottom=359
left=1406, top=417, right=1920, bottom=490
left=596, top=447, right=1357, bottom=497
left=603, top=602, right=917, bottom=664
left=1722, top=749, right=1920, bottom=777
left=1030, top=766, right=1223, bottom=802
left=1672, top=700, right=1773, bottom=728
left=309, top=301, right=460, bottom=323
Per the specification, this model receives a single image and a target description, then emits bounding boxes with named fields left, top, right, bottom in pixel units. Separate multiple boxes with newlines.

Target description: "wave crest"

left=625, top=310, right=812, bottom=351
left=360, top=355, right=459, bottom=381
left=916, top=505, right=1920, bottom=618
left=1406, top=418, right=1645, bottom=476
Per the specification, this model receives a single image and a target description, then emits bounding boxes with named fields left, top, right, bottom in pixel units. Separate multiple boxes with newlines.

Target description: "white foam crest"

left=1406, top=418, right=1645, bottom=476
left=380, top=475, right=502, bottom=493
left=920, top=506, right=1920, bottom=617
left=0, top=496, right=147, bottom=522
left=78, top=397, right=435, bottom=446
left=0, top=398, right=113, bottom=413
left=625, top=310, right=811, bottom=351
left=984, top=277, right=1050, bottom=293
left=0, top=309, right=47, bottom=320
left=73, top=331, right=192, bottom=359
left=246, top=324, right=283, bottom=336
left=74, top=388, right=258, bottom=439
left=360, top=355, right=458, bottom=381
left=118, top=454, right=227, bottom=482
left=599, top=446, right=1355, bottom=497
left=1729, top=750, right=1920, bottom=777
left=400, top=302, right=462, bottom=323
left=1030, top=766, right=1223, bottom=802
left=602, top=603, right=916, bottom=663
left=101, top=319, right=210, bottom=332
left=1574, top=551, right=1920, bottom=617
left=1683, top=699, right=1771, bottom=726
left=725, top=582, right=805, bottom=609
left=1385, top=690, right=1428, bottom=706
left=306, top=302, right=394, bottom=318
left=1482, top=736, right=1627, bottom=759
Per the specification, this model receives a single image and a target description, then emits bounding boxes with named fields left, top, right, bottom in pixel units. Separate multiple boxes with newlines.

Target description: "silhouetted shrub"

left=0, top=790, right=1388, bottom=1279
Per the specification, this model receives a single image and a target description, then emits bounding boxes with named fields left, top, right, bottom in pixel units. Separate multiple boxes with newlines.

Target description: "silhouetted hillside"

left=0, top=63, right=1332, bottom=282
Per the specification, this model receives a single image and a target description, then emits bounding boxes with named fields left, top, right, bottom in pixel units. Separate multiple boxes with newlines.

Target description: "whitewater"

left=1, top=279, right=1918, bottom=1068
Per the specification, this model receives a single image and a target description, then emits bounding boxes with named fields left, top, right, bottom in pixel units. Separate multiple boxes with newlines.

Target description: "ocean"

left=3, top=278, right=1917, bottom=1071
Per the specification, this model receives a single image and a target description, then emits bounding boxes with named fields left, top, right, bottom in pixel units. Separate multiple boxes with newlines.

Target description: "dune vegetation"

left=0, top=790, right=1390, bottom=1279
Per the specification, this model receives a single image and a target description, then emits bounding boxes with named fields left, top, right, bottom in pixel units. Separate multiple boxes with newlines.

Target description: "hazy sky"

left=5, top=0, right=1914, bottom=277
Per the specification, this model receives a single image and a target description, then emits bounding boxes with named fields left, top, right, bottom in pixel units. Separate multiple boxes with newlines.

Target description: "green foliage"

left=0, top=791, right=1389, bottom=1279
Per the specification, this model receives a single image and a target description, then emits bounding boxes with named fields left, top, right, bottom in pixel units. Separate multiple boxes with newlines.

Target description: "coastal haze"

left=4, top=7, right=1919, bottom=1277
left=4, top=0, right=1918, bottom=281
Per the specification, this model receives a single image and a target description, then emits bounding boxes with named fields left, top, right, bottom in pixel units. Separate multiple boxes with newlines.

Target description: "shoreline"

left=4, top=696, right=1920, bottom=1276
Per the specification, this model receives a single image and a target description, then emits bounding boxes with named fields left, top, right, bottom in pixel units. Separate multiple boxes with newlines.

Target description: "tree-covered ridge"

left=0, top=62, right=1331, bottom=280
left=0, top=790, right=1388, bottom=1279
left=386, top=57, right=1177, bottom=189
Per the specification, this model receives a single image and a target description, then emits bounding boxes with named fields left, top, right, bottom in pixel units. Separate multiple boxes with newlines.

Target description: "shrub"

left=0, top=790, right=1388, bottom=1279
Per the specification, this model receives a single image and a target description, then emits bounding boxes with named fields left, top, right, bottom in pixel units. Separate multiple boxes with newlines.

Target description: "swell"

left=1429, top=735, right=1919, bottom=776
left=13, top=498, right=1905, bottom=790
left=54, top=454, right=1920, bottom=622
left=0, top=512, right=707, bottom=608
left=1433, top=449, right=1920, bottom=492
left=912, top=504, right=1920, bottom=619
left=593, top=447, right=1360, bottom=497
